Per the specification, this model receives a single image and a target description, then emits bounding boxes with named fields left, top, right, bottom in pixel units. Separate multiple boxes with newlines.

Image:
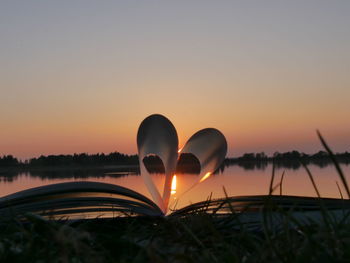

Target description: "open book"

left=0, top=114, right=228, bottom=218
left=2, top=179, right=350, bottom=220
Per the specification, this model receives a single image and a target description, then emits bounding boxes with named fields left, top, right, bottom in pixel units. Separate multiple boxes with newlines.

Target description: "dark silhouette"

left=1, top=150, right=350, bottom=180
left=28, top=152, right=138, bottom=167
left=142, top=153, right=201, bottom=174
left=222, top=150, right=350, bottom=171
left=143, top=155, right=165, bottom=173
left=0, top=155, right=19, bottom=166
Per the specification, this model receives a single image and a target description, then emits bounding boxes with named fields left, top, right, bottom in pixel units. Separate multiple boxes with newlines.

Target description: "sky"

left=0, top=1, right=350, bottom=160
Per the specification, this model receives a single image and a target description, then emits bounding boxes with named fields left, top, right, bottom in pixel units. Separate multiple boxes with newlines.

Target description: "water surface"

left=1, top=164, right=350, bottom=210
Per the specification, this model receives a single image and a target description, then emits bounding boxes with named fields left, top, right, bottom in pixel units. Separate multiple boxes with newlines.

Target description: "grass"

left=1, top=132, right=350, bottom=262
left=2, top=209, right=350, bottom=263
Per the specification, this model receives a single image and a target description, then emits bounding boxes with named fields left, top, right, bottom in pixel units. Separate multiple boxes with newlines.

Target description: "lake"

left=1, top=164, right=350, bottom=210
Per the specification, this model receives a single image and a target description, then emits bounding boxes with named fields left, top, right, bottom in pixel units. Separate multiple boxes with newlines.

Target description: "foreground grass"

left=1, top=208, right=350, bottom=263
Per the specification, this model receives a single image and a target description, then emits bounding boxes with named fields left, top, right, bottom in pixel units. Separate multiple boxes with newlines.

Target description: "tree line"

left=223, top=151, right=350, bottom=170
left=1, top=150, right=350, bottom=170
left=0, top=152, right=138, bottom=167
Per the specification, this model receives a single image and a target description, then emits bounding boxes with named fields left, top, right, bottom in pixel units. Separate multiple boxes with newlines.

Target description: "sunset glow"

left=171, top=175, right=177, bottom=195
left=199, top=172, right=212, bottom=183
left=0, top=2, right=349, bottom=159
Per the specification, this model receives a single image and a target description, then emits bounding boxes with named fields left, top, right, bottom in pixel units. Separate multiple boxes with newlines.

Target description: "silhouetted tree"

left=0, top=155, right=19, bottom=167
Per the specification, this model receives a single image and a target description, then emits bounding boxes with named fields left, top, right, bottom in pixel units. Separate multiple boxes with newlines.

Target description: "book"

left=0, top=114, right=228, bottom=219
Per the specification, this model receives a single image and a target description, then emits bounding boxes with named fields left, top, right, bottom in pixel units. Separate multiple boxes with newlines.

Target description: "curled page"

left=181, top=128, right=227, bottom=184
left=137, top=114, right=178, bottom=213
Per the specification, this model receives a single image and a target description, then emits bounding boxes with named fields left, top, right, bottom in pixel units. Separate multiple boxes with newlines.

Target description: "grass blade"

left=336, top=181, right=344, bottom=200
left=279, top=170, right=285, bottom=196
left=301, top=161, right=321, bottom=198
left=317, top=130, right=350, bottom=199
left=268, top=162, right=276, bottom=196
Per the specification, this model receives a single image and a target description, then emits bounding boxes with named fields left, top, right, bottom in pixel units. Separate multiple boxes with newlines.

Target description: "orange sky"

left=1, top=2, right=349, bottom=159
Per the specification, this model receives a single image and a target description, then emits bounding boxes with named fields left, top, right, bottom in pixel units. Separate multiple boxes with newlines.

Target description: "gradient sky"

left=1, top=1, right=350, bottom=160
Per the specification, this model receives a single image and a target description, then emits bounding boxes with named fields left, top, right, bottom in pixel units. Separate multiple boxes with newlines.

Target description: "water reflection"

left=1, top=158, right=348, bottom=183
left=1, top=164, right=350, bottom=211
left=0, top=166, right=138, bottom=182
left=221, top=150, right=350, bottom=172
left=220, top=158, right=350, bottom=172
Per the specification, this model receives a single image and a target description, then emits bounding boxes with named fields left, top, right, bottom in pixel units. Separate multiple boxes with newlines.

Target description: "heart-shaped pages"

left=137, top=114, right=227, bottom=214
